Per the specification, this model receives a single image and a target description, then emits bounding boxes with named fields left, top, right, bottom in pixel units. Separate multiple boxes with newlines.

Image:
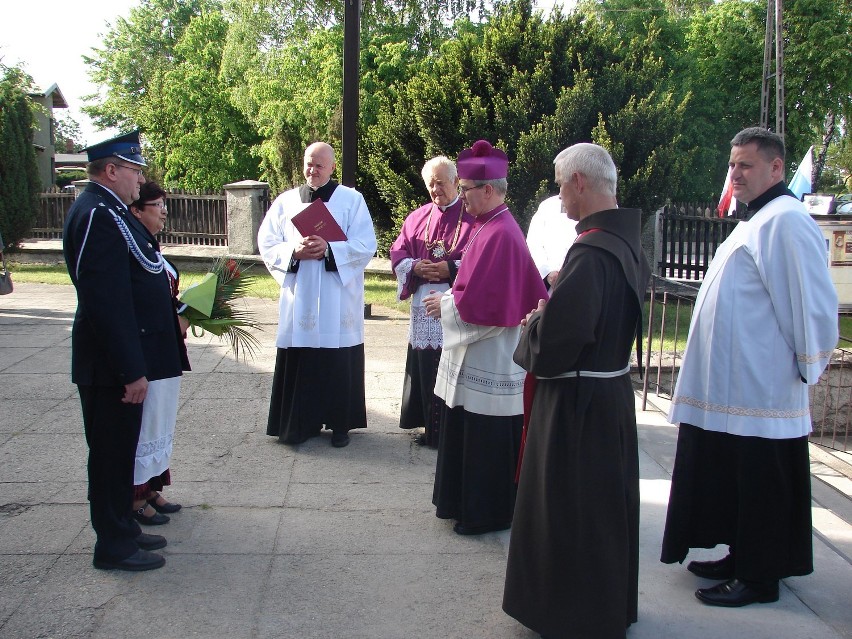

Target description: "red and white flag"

left=717, top=166, right=736, bottom=217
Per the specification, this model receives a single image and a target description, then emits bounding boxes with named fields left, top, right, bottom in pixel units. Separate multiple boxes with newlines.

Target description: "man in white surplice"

left=525, top=194, right=577, bottom=291
left=660, top=127, right=838, bottom=608
left=258, top=142, right=377, bottom=448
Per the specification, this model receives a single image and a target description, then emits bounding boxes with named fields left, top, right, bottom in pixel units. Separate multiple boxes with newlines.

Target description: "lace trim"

left=110, top=210, right=164, bottom=274
left=410, top=306, right=443, bottom=349
left=672, top=395, right=810, bottom=419
left=797, top=350, right=833, bottom=364
left=396, top=258, right=414, bottom=299
left=136, top=433, right=174, bottom=464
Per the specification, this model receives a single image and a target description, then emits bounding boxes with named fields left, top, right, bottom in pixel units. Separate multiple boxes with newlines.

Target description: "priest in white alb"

left=661, top=127, right=838, bottom=608
left=258, top=142, right=377, bottom=448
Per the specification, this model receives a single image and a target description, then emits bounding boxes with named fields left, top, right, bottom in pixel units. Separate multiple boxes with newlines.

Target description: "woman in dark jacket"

left=128, top=182, right=190, bottom=525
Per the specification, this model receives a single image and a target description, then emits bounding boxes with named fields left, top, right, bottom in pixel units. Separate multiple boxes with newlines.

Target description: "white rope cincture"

left=109, top=209, right=164, bottom=274
left=536, top=364, right=631, bottom=380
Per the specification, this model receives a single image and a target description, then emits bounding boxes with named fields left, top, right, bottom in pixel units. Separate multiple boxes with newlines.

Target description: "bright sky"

left=0, top=0, right=141, bottom=146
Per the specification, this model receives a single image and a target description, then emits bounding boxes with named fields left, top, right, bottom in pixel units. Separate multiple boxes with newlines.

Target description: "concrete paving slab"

left=256, top=553, right=528, bottom=639
left=23, top=396, right=85, bottom=435
left=0, top=372, right=75, bottom=401
left=0, top=348, right=42, bottom=372
left=176, top=397, right=270, bottom=434
left=168, top=478, right=292, bottom=509
left=160, top=506, right=284, bottom=555
left=1, top=283, right=851, bottom=639
left=0, top=399, right=62, bottom=432
left=0, top=503, right=88, bottom=553
left=0, top=480, right=67, bottom=505
left=0, top=433, right=87, bottom=482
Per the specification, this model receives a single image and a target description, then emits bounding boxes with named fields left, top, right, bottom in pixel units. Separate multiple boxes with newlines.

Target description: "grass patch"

left=9, top=261, right=852, bottom=343
left=6, top=262, right=72, bottom=286
left=644, top=299, right=692, bottom=355
left=8, top=261, right=410, bottom=313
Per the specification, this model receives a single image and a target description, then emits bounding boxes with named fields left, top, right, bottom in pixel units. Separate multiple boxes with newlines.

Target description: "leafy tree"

left=83, top=0, right=260, bottom=188
left=783, top=0, right=852, bottom=182
left=0, top=64, right=41, bottom=249
left=153, top=11, right=260, bottom=187
left=54, top=113, right=86, bottom=152
left=56, top=170, right=87, bottom=188
left=83, top=0, right=221, bottom=132
left=362, top=0, right=693, bottom=243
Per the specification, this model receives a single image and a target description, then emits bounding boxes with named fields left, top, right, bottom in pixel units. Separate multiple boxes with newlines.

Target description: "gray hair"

left=553, top=143, right=617, bottom=196
left=471, top=178, right=508, bottom=197
left=86, top=158, right=111, bottom=177
left=421, top=156, right=457, bottom=183
left=730, top=127, right=785, bottom=162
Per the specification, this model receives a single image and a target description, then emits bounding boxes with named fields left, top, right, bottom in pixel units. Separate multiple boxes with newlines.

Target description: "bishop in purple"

left=423, top=140, right=547, bottom=535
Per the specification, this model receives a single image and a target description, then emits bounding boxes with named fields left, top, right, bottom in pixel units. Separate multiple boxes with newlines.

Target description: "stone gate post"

left=224, top=180, right=269, bottom=255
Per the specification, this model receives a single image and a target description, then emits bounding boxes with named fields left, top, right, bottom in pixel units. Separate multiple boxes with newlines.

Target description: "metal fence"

left=809, top=338, right=852, bottom=452
left=641, top=276, right=698, bottom=404
left=656, top=205, right=739, bottom=279
left=35, top=188, right=229, bottom=247
left=641, top=275, right=852, bottom=452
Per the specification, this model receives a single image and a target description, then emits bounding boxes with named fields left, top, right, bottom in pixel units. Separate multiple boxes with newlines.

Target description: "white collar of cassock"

left=439, top=195, right=460, bottom=211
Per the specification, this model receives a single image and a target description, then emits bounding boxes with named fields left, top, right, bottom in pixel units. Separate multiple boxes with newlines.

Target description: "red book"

left=291, top=199, right=347, bottom=242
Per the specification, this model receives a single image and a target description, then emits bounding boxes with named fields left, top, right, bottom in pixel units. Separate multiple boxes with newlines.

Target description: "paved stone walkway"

left=1, top=283, right=850, bottom=639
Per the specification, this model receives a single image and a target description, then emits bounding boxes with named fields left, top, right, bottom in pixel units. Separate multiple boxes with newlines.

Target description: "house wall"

left=31, top=95, right=56, bottom=189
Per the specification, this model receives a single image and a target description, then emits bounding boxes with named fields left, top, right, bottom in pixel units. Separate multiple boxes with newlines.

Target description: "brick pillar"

left=224, top=180, right=269, bottom=255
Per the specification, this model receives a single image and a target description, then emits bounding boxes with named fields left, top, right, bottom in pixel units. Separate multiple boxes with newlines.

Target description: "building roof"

left=55, top=153, right=88, bottom=164
left=28, top=83, right=68, bottom=109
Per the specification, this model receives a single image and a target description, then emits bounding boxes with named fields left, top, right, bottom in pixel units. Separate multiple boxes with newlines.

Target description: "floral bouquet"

left=179, top=257, right=261, bottom=359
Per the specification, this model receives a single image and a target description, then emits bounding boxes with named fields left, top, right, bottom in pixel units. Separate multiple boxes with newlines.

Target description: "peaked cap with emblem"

left=84, top=130, right=147, bottom=166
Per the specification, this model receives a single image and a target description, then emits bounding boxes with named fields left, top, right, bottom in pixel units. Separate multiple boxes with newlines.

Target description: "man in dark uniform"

left=63, top=131, right=186, bottom=571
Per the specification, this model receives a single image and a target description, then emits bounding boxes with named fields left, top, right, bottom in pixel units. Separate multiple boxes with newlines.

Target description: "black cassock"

left=503, top=208, right=650, bottom=639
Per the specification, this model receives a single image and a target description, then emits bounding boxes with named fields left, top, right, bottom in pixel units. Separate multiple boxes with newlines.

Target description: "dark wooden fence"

left=158, top=189, right=227, bottom=247
left=35, top=187, right=230, bottom=247
left=33, top=187, right=72, bottom=239
left=656, top=202, right=739, bottom=280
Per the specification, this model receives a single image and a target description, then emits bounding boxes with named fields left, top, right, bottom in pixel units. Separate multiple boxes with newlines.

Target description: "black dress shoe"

left=413, top=433, right=428, bottom=446
left=695, top=578, right=779, bottom=607
left=135, top=533, right=167, bottom=551
left=453, top=521, right=511, bottom=535
left=93, top=549, right=165, bottom=571
left=331, top=431, right=350, bottom=448
left=134, top=507, right=169, bottom=526
left=148, top=495, right=182, bottom=514
left=687, top=554, right=735, bottom=580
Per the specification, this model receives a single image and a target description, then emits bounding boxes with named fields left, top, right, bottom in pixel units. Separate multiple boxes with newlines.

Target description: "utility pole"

left=342, top=0, right=361, bottom=187
left=760, top=0, right=785, bottom=139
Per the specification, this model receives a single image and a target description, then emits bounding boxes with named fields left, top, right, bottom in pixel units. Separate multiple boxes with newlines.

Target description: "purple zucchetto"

left=457, top=140, right=508, bottom=180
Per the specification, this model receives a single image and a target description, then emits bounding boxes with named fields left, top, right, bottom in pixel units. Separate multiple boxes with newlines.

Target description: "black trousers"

left=661, top=423, right=813, bottom=582
left=79, top=385, right=143, bottom=562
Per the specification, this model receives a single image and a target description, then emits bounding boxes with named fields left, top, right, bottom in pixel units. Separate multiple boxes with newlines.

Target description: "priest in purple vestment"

left=424, top=140, right=547, bottom=535
left=390, top=156, right=475, bottom=448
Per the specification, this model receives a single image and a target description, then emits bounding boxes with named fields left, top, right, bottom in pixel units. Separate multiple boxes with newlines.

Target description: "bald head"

left=304, top=142, right=336, bottom=189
